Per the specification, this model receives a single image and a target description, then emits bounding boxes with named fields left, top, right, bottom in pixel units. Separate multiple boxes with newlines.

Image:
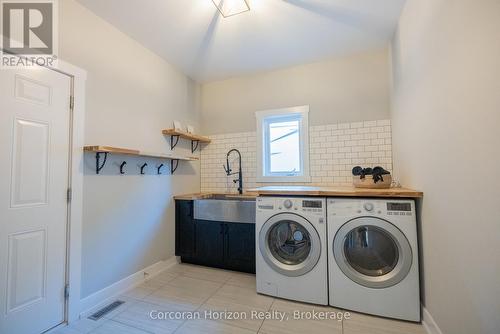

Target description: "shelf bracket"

left=170, top=135, right=180, bottom=150
left=157, top=164, right=164, bottom=175
left=171, top=159, right=179, bottom=174
left=96, top=152, right=108, bottom=174
left=140, top=163, right=148, bottom=175
left=191, top=140, right=199, bottom=153
left=119, top=161, right=127, bottom=174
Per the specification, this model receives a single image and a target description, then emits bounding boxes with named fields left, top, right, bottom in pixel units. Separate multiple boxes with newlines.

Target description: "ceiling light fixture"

left=211, top=0, right=250, bottom=18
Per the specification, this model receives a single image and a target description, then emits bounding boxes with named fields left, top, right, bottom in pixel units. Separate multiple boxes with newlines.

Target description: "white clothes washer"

left=256, top=197, right=328, bottom=305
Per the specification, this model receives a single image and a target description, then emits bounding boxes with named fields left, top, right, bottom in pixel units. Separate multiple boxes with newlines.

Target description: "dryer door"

left=333, top=217, right=412, bottom=288
left=260, top=213, right=321, bottom=277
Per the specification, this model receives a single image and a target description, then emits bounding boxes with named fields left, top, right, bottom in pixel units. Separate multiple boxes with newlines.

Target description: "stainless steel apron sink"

left=194, top=195, right=256, bottom=224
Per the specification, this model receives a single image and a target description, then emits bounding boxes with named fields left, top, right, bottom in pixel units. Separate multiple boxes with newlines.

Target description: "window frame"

left=256, top=106, right=311, bottom=183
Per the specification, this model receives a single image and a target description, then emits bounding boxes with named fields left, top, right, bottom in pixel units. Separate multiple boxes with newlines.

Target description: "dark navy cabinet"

left=193, top=219, right=225, bottom=268
left=175, top=200, right=195, bottom=258
left=175, top=200, right=256, bottom=274
left=224, top=222, right=255, bottom=273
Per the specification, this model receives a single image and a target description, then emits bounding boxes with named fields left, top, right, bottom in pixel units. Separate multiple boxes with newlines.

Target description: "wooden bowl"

left=353, top=174, right=392, bottom=189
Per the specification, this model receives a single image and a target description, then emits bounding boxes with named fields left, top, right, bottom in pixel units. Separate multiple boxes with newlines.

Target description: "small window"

left=256, top=106, right=310, bottom=182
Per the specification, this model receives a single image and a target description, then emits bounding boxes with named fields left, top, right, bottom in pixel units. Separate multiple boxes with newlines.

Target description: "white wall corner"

left=76, top=257, right=178, bottom=321
left=422, top=306, right=444, bottom=334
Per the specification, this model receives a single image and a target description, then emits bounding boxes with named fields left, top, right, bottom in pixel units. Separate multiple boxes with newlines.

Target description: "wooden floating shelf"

left=161, top=129, right=211, bottom=143
left=162, top=129, right=211, bottom=153
left=84, top=146, right=199, bottom=161
left=84, top=146, right=139, bottom=156
left=83, top=146, right=199, bottom=175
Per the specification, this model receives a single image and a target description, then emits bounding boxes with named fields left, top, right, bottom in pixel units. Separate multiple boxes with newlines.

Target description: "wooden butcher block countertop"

left=174, top=186, right=422, bottom=200
left=173, top=192, right=258, bottom=200
left=248, top=186, right=423, bottom=198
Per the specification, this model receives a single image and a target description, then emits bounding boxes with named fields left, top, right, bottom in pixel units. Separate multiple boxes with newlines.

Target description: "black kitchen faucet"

left=223, top=149, right=243, bottom=195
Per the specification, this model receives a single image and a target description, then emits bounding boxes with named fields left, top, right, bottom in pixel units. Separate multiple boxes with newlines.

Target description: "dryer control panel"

left=386, top=202, right=413, bottom=216
left=328, top=199, right=415, bottom=217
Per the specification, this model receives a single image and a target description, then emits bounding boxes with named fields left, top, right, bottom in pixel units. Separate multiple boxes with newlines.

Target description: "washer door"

left=333, top=217, right=412, bottom=288
left=260, top=213, right=321, bottom=277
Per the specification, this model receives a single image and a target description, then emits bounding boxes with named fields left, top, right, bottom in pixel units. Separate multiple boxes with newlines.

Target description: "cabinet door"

left=224, top=223, right=256, bottom=273
left=195, top=220, right=224, bottom=268
left=175, top=200, right=195, bottom=257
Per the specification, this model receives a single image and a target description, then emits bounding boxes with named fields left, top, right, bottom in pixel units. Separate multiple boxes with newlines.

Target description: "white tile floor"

left=53, top=263, right=426, bottom=334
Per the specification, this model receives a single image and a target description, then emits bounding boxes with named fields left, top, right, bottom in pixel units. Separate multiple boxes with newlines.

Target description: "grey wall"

left=60, top=0, right=201, bottom=298
left=201, top=48, right=390, bottom=134
left=391, top=0, right=500, bottom=333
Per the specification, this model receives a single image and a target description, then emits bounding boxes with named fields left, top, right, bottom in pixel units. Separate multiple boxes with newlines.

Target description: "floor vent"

left=88, top=300, right=125, bottom=321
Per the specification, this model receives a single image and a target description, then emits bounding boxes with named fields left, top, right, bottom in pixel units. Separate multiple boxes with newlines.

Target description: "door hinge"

left=64, top=284, right=70, bottom=300
left=67, top=188, right=72, bottom=202
left=69, top=95, right=75, bottom=110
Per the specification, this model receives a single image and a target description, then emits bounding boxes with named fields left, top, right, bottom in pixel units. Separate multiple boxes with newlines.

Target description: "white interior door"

left=0, top=67, right=71, bottom=334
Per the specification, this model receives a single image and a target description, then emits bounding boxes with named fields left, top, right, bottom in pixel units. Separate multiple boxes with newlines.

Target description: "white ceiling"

left=76, top=0, right=406, bottom=82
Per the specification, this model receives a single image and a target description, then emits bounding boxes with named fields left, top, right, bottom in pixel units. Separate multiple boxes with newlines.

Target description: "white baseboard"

left=422, top=306, right=444, bottom=334
left=77, top=256, right=177, bottom=320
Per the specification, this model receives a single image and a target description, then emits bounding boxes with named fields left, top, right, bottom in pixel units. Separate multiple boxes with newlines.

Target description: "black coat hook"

left=140, top=163, right=148, bottom=175
left=157, top=164, right=164, bottom=175
left=119, top=161, right=127, bottom=174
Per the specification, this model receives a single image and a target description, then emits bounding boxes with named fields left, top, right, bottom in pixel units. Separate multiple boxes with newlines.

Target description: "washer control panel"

left=363, top=202, right=375, bottom=212
left=257, top=197, right=325, bottom=215
left=302, top=199, right=323, bottom=213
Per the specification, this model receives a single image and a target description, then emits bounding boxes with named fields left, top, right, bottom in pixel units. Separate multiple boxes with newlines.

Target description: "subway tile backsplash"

left=200, top=119, right=392, bottom=193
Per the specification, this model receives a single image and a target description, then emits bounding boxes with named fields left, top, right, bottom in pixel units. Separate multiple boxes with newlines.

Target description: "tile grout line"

left=121, top=271, right=183, bottom=304
left=171, top=272, right=229, bottom=334
left=107, top=319, right=154, bottom=334
left=201, top=272, right=270, bottom=333
left=210, top=279, right=269, bottom=334
left=256, top=297, right=277, bottom=334
left=341, top=308, right=345, bottom=334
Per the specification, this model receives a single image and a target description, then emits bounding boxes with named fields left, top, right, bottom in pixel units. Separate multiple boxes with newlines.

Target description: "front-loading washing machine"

left=256, top=196, right=328, bottom=305
left=327, top=198, right=420, bottom=321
